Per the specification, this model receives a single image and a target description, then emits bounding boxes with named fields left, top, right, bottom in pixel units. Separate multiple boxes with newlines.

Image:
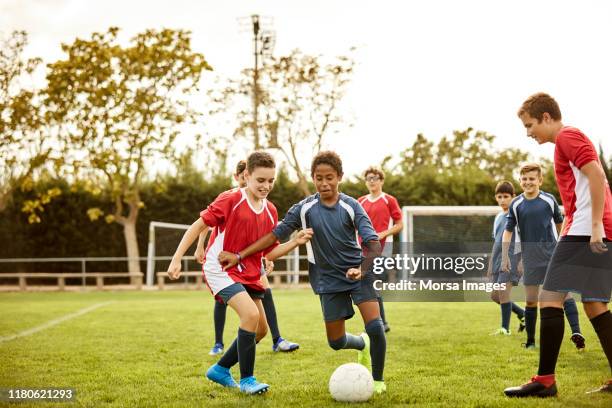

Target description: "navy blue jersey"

left=491, top=211, right=519, bottom=274
left=273, top=193, right=379, bottom=294
left=505, top=191, right=564, bottom=270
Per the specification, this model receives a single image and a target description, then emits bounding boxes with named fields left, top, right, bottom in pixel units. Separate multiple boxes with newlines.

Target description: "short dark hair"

left=518, top=92, right=562, bottom=122
left=495, top=180, right=515, bottom=196
left=311, top=151, right=343, bottom=177
left=235, top=160, right=247, bottom=176
left=246, top=151, right=275, bottom=173
left=363, top=166, right=385, bottom=180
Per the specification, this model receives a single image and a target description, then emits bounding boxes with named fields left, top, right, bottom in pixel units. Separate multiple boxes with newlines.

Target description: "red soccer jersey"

left=200, top=187, right=278, bottom=294
left=554, top=126, right=612, bottom=238
left=358, top=193, right=402, bottom=248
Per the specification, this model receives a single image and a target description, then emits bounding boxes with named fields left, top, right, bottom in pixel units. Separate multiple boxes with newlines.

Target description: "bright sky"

left=3, top=0, right=611, bottom=177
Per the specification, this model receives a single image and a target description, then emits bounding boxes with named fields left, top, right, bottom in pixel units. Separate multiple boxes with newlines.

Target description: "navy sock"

left=262, top=289, right=281, bottom=343
left=511, top=302, right=525, bottom=319
left=328, top=333, right=365, bottom=350
left=213, top=301, right=227, bottom=345
left=377, top=296, right=387, bottom=325
left=525, top=306, right=538, bottom=344
left=590, top=310, right=612, bottom=372
left=563, top=298, right=581, bottom=334
left=237, top=328, right=257, bottom=379
left=365, top=318, right=386, bottom=382
left=501, top=302, right=512, bottom=331
left=217, top=338, right=238, bottom=369
left=538, top=307, right=564, bottom=375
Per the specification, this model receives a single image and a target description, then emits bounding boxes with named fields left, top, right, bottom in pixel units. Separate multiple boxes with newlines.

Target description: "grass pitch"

left=0, top=290, right=610, bottom=407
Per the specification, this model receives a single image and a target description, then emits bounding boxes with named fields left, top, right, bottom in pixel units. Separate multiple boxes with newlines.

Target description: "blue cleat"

left=272, top=337, right=299, bottom=352
left=205, top=364, right=238, bottom=388
left=239, top=376, right=270, bottom=395
left=208, top=343, right=224, bottom=356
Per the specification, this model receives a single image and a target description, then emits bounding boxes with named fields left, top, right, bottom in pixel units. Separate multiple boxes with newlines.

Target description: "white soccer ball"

left=328, top=363, right=374, bottom=402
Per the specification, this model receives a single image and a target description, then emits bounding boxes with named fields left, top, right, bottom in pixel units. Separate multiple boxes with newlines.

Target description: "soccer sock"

left=537, top=307, right=564, bottom=376
left=365, top=318, right=386, bottom=382
left=328, top=334, right=365, bottom=350
left=213, top=301, right=227, bottom=345
left=525, top=306, right=538, bottom=344
left=501, top=302, right=512, bottom=331
left=377, top=296, right=387, bottom=325
left=237, top=327, right=257, bottom=379
left=563, top=298, right=581, bottom=334
left=262, top=289, right=281, bottom=343
left=511, top=302, right=525, bottom=318
left=217, top=338, right=238, bottom=369
left=590, top=310, right=612, bottom=372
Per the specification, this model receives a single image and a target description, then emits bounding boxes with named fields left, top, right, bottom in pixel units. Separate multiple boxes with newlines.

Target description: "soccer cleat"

left=383, top=323, right=391, bottom=333
left=490, top=328, right=511, bottom=336
left=357, top=332, right=371, bottom=371
left=373, top=381, right=387, bottom=394
left=208, top=343, right=224, bottom=356
left=570, top=333, right=586, bottom=351
left=518, top=316, right=526, bottom=333
left=522, top=342, right=537, bottom=350
left=272, top=337, right=300, bottom=352
left=586, top=379, right=612, bottom=394
left=239, top=376, right=270, bottom=395
left=504, top=377, right=557, bottom=398
left=205, top=364, right=238, bottom=388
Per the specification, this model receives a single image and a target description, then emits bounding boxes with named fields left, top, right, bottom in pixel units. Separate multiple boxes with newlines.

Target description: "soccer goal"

left=146, top=221, right=191, bottom=286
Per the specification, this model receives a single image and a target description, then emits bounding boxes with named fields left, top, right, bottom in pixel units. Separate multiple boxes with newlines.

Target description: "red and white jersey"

left=554, top=126, right=612, bottom=238
left=200, top=187, right=278, bottom=294
left=358, top=193, right=402, bottom=248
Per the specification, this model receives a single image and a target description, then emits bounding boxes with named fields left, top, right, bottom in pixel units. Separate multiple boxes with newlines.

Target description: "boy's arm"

left=265, top=228, right=313, bottom=261
left=218, top=232, right=277, bottom=270
left=168, top=218, right=209, bottom=279
left=500, top=230, right=513, bottom=272
left=378, top=219, right=404, bottom=241
left=194, top=230, right=209, bottom=264
left=347, top=239, right=382, bottom=280
left=581, top=161, right=608, bottom=253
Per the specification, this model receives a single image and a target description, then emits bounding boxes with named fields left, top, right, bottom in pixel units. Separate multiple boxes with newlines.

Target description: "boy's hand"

left=264, top=259, right=274, bottom=275
left=517, top=260, right=524, bottom=276
left=167, top=259, right=182, bottom=280
left=501, top=255, right=510, bottom=273
left=194, top=245, right=205, bottom=264
left=590, top=228, right=608, bottom=254
left=218, top=251, right=239, bottom=271
left=346, top=268, right=362, bottom=280
left=295, top=228, right=314, bottom=245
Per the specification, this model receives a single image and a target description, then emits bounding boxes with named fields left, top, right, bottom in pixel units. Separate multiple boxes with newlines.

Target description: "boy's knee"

left=328, top=335, right=347, bottom=350
left=365, top=318, right=385, bottom=336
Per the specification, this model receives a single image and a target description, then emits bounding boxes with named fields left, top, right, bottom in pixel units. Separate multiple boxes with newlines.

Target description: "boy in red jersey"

left=504, top=93, right=612, bottom=397
left=358, top=166, right=403, bottom=332
left=167, top=151, right=311, bottom=395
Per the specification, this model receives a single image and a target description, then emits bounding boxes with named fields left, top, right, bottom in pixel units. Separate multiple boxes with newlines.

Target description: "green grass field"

left=0, top=290, right=610, bottom=407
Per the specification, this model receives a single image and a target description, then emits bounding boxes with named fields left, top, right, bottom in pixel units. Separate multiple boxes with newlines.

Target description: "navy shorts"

left=216, top=282, right=265, bottom=304
left=543, top=236, right=612, bottom=302
left=491, top=270, right=520, bottom=286
left=523, top=265, right=547, bottom=286
left=319, top=277, right=378, bottom=322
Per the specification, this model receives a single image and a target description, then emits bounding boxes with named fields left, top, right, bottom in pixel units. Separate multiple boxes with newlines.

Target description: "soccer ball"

left=328, top=363, right=374, bottom=402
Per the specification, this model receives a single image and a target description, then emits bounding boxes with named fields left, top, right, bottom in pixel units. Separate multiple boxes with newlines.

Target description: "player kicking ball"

left=504, top=93, right=612, bottom=397
left=167, top=151, right=312, bottom=395
left=219, top=151, right=388, bottom=394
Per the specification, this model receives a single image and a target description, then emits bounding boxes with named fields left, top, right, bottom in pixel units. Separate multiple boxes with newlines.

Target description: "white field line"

left=0, top=301, right=115, bottom=344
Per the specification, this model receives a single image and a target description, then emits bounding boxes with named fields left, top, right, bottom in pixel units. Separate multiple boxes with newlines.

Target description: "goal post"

left=146, top=221, right=190, bottom=286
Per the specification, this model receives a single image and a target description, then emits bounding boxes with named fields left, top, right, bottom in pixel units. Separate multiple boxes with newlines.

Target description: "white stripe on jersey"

left=338, top=199, right=359, bottom=245
left=300, top=200, right=318, bottom=264
left=568, top=162, right=594, bottom=236
left=539, top=193, right=559, bottom=240
left=203, top=230, right=235, bottom=294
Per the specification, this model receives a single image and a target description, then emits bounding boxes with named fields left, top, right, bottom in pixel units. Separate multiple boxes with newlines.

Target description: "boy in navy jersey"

left=219, top=151, right=387, bottom=394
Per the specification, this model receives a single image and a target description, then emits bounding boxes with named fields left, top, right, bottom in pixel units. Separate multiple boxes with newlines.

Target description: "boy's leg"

left=209, top=301, right=227, bottom=355
left=524, top=285, right=539, bottom=348
left=562, top=293, right=585, bottom=350
left=260, top=274, right=299, bottom=352
left=356, top=300, right=386, bottom=383
left=377, top=296, right=390, bottom=332
left=585, top=302, right=612, bottom=372
left=322, top=293, right=365, bottom=351
left=217, top=291, right=259, bottom=372
left=498, top=285, right=512, bottom=333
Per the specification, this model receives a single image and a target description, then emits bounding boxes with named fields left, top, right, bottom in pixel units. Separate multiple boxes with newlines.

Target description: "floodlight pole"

left=252, top=15, right=261, bottom=149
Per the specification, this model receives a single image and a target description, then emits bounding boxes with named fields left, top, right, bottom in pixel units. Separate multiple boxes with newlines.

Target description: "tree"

left=209, top=49, right=354, bottom=196
left=0, top=30, right=59, bottom=218
left=44, top=27, right=211, bottom=277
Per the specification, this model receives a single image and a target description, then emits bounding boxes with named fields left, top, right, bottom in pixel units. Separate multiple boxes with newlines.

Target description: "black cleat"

left=504, top=377, right=557, bottom=398
left=518, top=316, right=526, bottom=333
left=570, top=333, right=585, bottom=351
left=586, top=380, right=612, bottom=394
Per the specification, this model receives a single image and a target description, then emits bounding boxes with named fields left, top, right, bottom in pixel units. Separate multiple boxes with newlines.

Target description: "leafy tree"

left=209, top=49, right=354, bottom=196
left=0, top=30, right=59, bottom=218
left=44, top=27, right=211, bottom=277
